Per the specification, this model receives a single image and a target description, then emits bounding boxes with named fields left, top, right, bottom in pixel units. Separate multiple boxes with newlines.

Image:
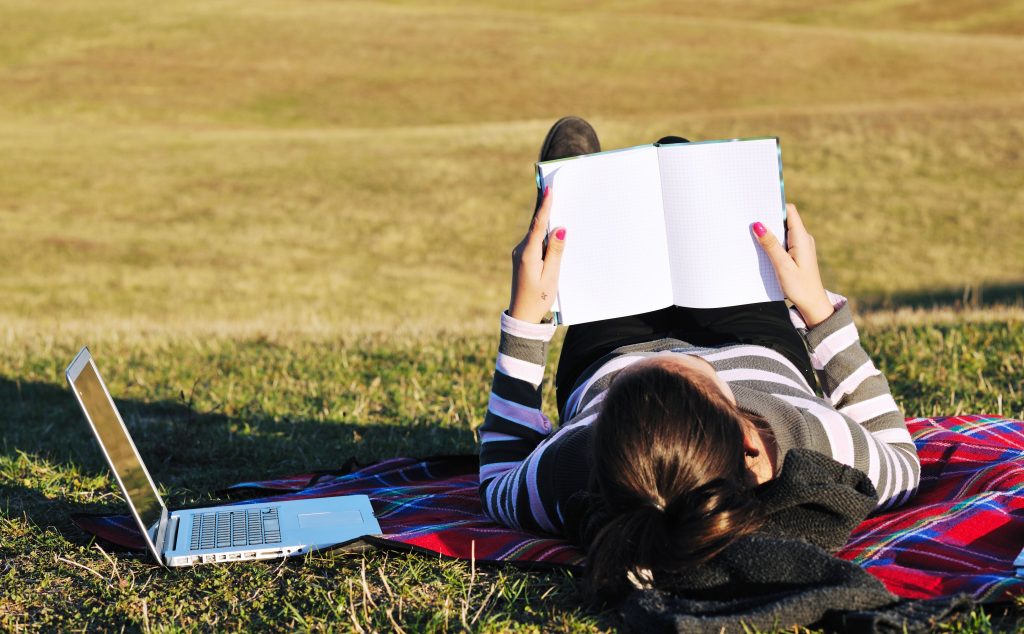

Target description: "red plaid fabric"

left=75, top=416, right=1024, bottom=602
left=74, top=454, right=584, bottom=568
left=839, top=415, right=1024, bottom=601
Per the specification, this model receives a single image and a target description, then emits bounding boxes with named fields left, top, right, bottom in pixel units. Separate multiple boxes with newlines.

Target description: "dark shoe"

left=539, top=116, right=601, bottom=162
left=655, top=135, right=690, bottom=145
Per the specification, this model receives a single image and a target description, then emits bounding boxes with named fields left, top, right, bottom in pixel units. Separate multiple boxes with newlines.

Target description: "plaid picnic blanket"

left=74, top=415, right=1024, bottom=602
left=74, top=454, right=584, bottom=569
left=838, top=415, right=1024, bottom=602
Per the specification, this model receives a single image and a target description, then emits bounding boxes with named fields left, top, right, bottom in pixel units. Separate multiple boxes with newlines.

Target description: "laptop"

left=65, top=346, right=381, bottom=567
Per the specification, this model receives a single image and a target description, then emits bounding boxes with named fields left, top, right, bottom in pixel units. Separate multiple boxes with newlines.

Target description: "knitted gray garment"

left=617, top=449, right=973, bottom=634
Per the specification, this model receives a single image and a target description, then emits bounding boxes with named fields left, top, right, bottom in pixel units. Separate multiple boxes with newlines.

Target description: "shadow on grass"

left=0, top=376, right=473, bottom=539
left=857, top=281, right=1024, bottom=311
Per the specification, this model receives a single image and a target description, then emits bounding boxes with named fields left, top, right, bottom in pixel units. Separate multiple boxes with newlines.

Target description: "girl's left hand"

left=752, top=203, right=834, bottom=328
left=508, top=187, right=567, bottom=323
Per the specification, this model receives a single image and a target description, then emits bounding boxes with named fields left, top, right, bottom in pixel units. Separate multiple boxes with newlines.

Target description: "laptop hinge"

left=153, top=507, right=171, bottom=563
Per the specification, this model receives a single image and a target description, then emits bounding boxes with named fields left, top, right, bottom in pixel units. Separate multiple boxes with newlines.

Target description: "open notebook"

left=536, top=137, right=787, bottom=326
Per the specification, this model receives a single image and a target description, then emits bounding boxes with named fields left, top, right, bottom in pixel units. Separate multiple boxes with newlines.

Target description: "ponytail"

left=580, top=361, right=764, bottom=604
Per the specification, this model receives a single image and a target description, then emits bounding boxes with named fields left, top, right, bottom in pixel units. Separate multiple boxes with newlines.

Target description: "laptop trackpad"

left=298, top=510, right=363, bottom=529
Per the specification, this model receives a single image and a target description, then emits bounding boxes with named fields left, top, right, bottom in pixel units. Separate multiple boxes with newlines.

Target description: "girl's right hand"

left=752, top=204, right=835, bottom=328
left=508, top=186, right=567, bottom=323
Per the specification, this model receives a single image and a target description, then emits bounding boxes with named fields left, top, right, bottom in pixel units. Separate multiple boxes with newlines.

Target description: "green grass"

left=2, top=0, right=1024, bottom=630
left=2, top=318, right=1024, bottom=631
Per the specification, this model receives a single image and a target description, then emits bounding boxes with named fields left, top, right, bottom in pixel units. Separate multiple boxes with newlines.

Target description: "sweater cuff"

left=788, top=290, right=848, bottom=332
left=802, top=300, right=855, bottom=348
left=800, top=299, right=860, bottom=372
left=501, top=311, right=557, bottom=342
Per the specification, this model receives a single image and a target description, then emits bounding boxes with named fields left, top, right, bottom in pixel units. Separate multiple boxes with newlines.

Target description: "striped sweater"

left=478, top=296, right=920, bottom=539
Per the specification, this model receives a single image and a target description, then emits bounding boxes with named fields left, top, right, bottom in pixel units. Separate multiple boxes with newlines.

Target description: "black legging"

left=554, top=301, right=820, bottom=418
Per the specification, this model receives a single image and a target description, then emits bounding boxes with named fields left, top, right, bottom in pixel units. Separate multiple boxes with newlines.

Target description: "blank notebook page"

left=657, top=139, right=786, bottom=308
left=540, top=146, right=673, bottom=325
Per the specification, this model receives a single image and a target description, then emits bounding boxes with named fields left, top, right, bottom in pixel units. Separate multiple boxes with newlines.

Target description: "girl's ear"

left=742, top=425, right=775, bottom=485
left=741, top=426, right=760, bottom=457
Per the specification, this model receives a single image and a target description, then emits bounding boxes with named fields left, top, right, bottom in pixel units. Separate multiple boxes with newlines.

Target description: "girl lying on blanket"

left=477, top=117, right=922, bottom=603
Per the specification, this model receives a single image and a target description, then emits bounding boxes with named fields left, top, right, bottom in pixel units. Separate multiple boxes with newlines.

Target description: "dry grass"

left=0, top=1, right=1022, bottom=336
left=4, top=104, right=1023, bottom=334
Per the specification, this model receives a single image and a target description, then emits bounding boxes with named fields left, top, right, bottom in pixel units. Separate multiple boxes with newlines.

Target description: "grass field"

left=2, top=0, right=1024, bottom=631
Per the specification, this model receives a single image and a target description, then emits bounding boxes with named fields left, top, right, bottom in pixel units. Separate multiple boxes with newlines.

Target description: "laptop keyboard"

left=190, top=507, right=282, bottom=550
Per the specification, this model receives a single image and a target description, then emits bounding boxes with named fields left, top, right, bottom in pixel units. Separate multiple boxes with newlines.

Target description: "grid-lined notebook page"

left=656, top=138, right=786, bottom=308
left=538, top=146, right=672, bottom=325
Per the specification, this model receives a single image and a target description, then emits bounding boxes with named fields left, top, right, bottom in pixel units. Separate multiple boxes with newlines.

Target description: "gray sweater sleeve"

left=792, top=296, right=921, bottom=507
left=477, top=312, right=566, bottom=534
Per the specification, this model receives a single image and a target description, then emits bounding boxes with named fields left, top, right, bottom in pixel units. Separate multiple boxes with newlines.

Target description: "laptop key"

left=247, top=509, right=264, bottom=546
left=231, top=512, right=247, bottom=546
left=190, top=514, right=201, bottom=550
left=216, top=512, right=231, bottom=548
left=262, top=507, right=282, bottom=543
left=200, top=513, right=216, bottom=549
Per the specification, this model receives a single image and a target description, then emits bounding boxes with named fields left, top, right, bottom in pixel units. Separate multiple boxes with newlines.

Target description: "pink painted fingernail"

left=544, top=186, right=550, bottom=198
left=555, top=228, right=566, bottom=240
left=752, top=222, right=767, bottom=237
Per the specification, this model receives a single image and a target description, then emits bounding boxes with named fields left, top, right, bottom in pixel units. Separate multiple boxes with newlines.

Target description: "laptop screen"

left=72, top=360, right=163, bottom=533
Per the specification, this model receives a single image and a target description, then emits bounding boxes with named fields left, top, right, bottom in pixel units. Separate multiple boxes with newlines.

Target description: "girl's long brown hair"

left=581, top=359, right=764, bottom=603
